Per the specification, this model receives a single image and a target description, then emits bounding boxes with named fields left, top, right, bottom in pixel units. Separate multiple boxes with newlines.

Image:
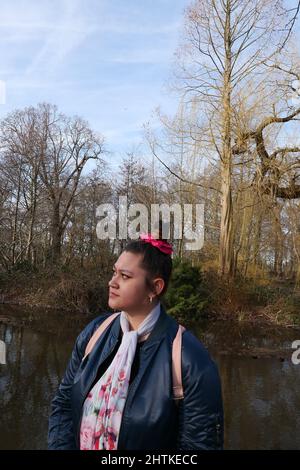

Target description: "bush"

left=10, top=260, right=38, bottom=274
left=163, top=257, right=209, bottom=323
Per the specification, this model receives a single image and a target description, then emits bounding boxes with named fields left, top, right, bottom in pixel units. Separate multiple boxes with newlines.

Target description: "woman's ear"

left=153, top=277, right=165, bottom=297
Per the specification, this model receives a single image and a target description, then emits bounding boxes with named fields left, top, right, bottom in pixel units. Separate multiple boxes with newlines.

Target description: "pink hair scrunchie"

left=139, top=233, right=173, bottom=255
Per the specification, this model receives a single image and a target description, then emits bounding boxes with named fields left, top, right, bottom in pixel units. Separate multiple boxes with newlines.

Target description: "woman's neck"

left=124, top=301, right=160, bottom=331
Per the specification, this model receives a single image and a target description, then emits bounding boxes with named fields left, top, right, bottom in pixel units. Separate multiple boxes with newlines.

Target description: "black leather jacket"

left=48, top=304, right=224, bottom=450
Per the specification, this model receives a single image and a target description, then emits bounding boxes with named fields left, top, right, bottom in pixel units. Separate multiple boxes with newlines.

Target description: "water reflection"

left=218, top=355, right=300, bottom=449
left=0, top=321, right=75, bottom=449
left=0, top=312, right=300, bottom=449
left=192, top=320, right=300, bottom=449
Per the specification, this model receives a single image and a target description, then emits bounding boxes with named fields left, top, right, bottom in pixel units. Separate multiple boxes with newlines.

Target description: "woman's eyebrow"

left=113, top=264, right=134, bottom=275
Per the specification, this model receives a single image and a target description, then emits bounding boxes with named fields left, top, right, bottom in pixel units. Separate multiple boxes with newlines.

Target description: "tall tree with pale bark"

left=149, top=0, right=300, bottom=276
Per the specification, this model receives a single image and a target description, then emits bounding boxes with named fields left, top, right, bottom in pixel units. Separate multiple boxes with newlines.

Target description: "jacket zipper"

left=116, top=348, right=146, bottom=449
left=215, top=414, right=222, bottom=448
left=117, top=376, right=140, bottom=449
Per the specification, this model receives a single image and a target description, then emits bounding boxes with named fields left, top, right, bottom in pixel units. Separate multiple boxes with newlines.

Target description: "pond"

left=0, top=305, right=300, bottom=449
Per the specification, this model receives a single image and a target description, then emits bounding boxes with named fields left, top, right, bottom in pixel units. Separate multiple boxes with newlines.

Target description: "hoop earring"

left=149, top=296, right=153, bottom=303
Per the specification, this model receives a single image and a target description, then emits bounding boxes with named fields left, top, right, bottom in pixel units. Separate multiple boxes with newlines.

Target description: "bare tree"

left=153, top=0, right=300, bottom=276
left=0, top=103, right=105, bottom=265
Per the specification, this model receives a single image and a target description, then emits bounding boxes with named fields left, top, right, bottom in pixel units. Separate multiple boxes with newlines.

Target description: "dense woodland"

left=1, top=0, right=300, bottom=325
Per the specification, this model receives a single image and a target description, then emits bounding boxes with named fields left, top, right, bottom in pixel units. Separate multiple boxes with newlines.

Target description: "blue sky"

left=0, top=0, right=190, bottom=169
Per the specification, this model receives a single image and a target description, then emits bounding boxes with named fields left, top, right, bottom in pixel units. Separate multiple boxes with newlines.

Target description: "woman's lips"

left=109, top=291, right=119, bottom=297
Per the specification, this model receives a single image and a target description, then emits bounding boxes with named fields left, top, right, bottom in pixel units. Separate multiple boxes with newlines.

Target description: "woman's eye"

left=112, top=270, right=129, bottom=279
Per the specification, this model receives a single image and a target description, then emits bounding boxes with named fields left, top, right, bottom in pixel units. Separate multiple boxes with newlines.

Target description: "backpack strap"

left=83, top=312, right=150, bottom=361
left=82, top=312, right=186, bottom=403
left=172, top=324, right=186, bottom=404
left=83, top=312, right=120, bottom=361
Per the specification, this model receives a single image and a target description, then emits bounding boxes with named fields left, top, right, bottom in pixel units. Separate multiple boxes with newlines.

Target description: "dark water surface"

left=0, top=305, right=300, bottom=449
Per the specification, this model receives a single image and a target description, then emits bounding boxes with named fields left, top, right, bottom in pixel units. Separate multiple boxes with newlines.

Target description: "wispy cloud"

left=24, top=0, right=96, bottom=77
left=0, top=0, right=188, bottom=155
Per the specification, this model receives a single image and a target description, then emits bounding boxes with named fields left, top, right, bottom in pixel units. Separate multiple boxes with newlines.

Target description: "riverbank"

left=1, top=291, right=299, bottom=329
left=1, top=263, right=300, bottom=328
left=0, top=264, right=109, bottom=315
left=1, top=304, right=299, bottom=363
left=0, top=303, right=93, bottom=338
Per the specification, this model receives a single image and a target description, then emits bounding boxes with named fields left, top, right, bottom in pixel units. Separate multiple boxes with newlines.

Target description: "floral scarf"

left=80, top=302, right=161, bottom=450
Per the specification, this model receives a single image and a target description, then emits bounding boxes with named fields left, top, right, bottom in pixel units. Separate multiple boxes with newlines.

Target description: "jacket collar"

left=108, top=302, right=171, bottom=350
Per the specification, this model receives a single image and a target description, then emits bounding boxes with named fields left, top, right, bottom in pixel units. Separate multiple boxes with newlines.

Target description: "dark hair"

left=123, top=238, right=172, bottom=298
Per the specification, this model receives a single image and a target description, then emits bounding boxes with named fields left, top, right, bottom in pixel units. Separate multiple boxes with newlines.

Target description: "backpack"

left=83, top=312, right=186, bottom=406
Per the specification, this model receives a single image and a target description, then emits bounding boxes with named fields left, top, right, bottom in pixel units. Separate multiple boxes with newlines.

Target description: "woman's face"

left=108, top=251, right=158, bottom=312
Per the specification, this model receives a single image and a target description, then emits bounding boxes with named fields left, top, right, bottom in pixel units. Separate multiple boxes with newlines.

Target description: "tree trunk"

left=11, top=162, right=22, bottom=266
left=219, top=2, right=234, bottom=277
left=25, top=172, right=38, bottom=261
left=50, top=203, right=62, bottom=263
left=219, top=162, right=234, bottom=275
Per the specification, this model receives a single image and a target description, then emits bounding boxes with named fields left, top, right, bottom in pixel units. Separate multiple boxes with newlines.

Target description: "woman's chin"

left=108, top=296, right=121, bottom=309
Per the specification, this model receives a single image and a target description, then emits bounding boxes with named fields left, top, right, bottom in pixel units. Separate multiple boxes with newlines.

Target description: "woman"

left=48, top=233, right=224, bottom=450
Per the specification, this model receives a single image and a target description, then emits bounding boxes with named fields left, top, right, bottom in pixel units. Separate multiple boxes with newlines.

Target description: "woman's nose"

left=108, top=278, right=118, bottom=288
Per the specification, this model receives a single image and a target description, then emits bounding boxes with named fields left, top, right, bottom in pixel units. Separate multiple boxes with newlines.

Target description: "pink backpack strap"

left=83, top=312, right=120, bottom=361
left=172, top=324, right=186, bottom=403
